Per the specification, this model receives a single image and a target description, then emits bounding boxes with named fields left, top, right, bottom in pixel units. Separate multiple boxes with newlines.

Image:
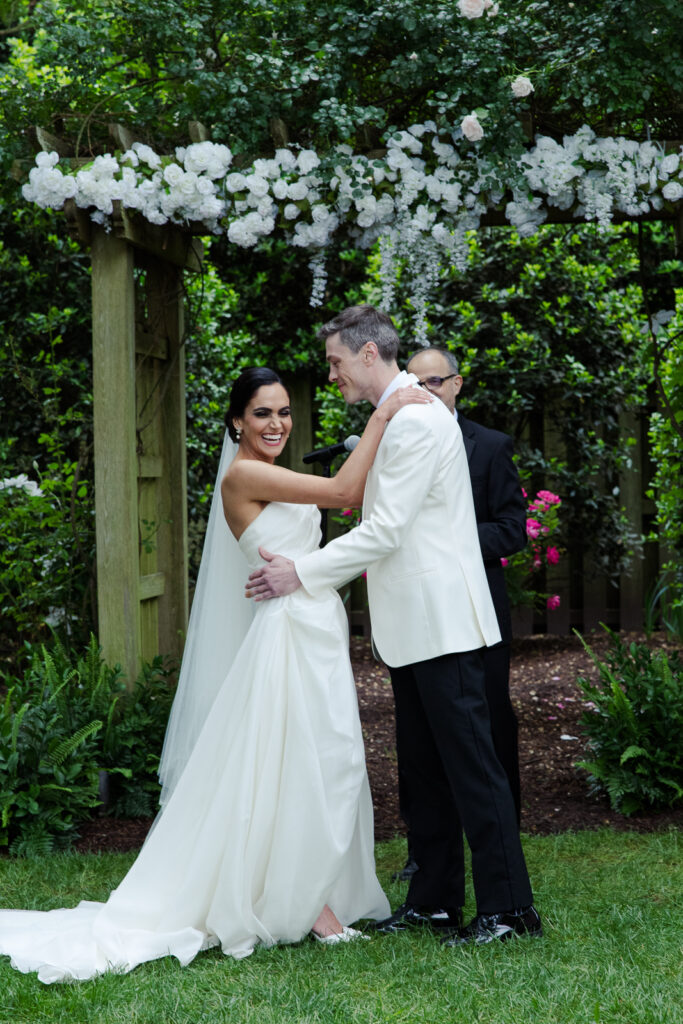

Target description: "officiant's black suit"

left=458, top=412, right=527, bottom=821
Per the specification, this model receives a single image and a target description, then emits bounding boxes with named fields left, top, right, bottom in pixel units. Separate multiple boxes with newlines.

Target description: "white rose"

left=225, top=172, right=248, bottom=193
left=660, top=153, right=680, bottom=176
left=275, top=148, right=297, bottom=171
left=163, top=164, right=185, bottom=186
left=484, top=0, right=499, bottom=15
left=433, top=140, right=455, bottom=161
left=284, top=203, right=300, bottom=220
left=145, top=208, right=168, bottom=225
left=511, top=76, right=534, bottom=98
left=662, top=181, right=683, bottom=202
left=178, top=172, right=199, bottom=198
left=253, top=157, right=280, bottom=179
left=35, top=151, right=59, bottom=169
left=272, top=178, right=289, bottom=200
left=287, top=180, right=308, bottom=201
left=245, top=173, right=269, bottom=198
left=461, top=114, right=484, bottom=142
left=228, top=220, right=257, bottom=247
left=132, top=143, right=162, bottom=169
left=297, top=150, right=320, bottom=174
left=458, top=0, right=485, bottom=18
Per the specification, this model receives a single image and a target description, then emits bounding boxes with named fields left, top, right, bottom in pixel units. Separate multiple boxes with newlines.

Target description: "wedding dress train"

left=0, top=502, right=389, bottom=983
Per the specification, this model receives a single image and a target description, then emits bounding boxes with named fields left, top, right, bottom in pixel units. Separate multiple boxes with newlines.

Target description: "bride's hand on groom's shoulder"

left=379, top=386, right=433, bottom=423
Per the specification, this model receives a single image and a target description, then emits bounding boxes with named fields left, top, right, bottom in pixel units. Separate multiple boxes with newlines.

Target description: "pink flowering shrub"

left=503, top=488, right=563, bottom=612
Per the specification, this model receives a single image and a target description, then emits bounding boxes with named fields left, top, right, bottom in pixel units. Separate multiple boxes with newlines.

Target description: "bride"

left=0, top=365, right=429, bottom=983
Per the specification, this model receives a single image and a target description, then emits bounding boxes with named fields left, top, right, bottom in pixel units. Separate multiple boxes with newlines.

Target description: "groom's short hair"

left=317, top=305, right=399, bottom=363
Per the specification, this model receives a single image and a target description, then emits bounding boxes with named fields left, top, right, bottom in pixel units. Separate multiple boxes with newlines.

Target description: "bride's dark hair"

left=225, top=367, right=289, bottom=442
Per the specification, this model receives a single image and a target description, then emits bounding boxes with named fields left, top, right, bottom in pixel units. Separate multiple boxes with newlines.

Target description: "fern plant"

left=0, top=637, right=176, bottom=853
left=575, top=626, right=683, bottom=815
left=0, top=679, right=102, bottom=854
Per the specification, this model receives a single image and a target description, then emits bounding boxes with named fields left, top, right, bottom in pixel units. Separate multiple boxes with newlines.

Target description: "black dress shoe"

left=372, top=902, right=463, bottom=934
left=441, top=905, right=542, bottom=947
left=391, top=857, right=420, bottom=882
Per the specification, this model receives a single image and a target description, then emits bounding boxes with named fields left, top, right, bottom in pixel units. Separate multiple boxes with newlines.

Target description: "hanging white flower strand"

left=308, top=250, right=328, bottom=308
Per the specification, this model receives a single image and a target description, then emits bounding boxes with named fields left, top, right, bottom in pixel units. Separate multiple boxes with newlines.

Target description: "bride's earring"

left=235, top=426, right=242, bottom=441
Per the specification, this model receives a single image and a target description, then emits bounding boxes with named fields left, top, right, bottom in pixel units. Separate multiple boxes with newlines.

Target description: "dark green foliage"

left=575, top=627, right=683, bottom=815
left=0, top=190, right=95, bottom=657
left=2, top=0, right=682, bottom=169
left=0, top=637, right=175, bottom=855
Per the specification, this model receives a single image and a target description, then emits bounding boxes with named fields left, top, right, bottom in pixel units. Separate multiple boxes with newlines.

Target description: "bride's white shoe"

left=312, top=926, right=370, bottom=945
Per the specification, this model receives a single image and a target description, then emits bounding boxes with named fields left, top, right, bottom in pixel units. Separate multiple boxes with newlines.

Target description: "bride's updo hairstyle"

left=225, top=367, right=289, bottom=442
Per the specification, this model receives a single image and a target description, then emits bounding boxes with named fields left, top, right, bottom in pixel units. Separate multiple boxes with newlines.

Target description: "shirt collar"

left=377, top=370, right=418, bottom=407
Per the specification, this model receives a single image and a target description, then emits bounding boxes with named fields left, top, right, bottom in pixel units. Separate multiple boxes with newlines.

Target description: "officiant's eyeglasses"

left=417, top=374, right=457, bottom=390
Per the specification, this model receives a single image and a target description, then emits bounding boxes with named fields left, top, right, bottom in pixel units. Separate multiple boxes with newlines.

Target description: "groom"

left=246, top=305, right=541, bottom=946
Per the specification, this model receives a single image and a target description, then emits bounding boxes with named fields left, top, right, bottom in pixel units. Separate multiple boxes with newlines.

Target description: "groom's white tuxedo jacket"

left=295, top=373, right=501, bottom=667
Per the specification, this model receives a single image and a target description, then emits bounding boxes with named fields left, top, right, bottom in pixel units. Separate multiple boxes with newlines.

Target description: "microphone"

left=302, top=435, right=361, bottom=465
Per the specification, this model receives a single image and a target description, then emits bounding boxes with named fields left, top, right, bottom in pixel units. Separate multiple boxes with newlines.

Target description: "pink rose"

left=521, top=487, right=528, bottom=498
left=547, top=594, right=561, bottom=611
left=546, top=546, right=560, bottom=565
left=537, top=489, right=560, bottom=505
left=500, top=557, right=508, bottom=567
left=526, top=518, right=542, bottom=539
left=532, top=554, right=542, bottom=569
left=341, top=509, right=354, bottom=517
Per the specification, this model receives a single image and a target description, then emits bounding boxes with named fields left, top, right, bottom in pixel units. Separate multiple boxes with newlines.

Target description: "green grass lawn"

left=0, top=830, right=681, bottom=1024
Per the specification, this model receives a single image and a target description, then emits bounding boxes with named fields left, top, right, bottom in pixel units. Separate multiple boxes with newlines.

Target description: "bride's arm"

left=223, top=387, right=432, bottom=510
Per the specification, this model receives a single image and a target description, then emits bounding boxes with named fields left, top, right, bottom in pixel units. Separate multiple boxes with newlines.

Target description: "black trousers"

left=483, top=642, right=521, bottom=825
left=390, top=649, right=532, bottom=914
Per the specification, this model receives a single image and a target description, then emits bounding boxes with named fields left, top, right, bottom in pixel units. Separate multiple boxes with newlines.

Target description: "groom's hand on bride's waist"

left=246, top=547, right=302, bottom=600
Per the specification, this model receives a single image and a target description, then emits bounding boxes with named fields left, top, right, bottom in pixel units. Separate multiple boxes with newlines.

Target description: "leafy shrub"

left=0, top=637, right=175, bottom=855
left=575, top=627, right=683, bottom=815
left=0, top=657, right=103, bottom=856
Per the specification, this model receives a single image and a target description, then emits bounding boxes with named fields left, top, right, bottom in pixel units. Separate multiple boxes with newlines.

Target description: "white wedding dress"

left=0, top=501, right=389, bottom=983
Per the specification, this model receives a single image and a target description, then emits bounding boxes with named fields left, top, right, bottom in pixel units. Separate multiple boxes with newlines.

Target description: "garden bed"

left=71, top=630, right=683, bottom=854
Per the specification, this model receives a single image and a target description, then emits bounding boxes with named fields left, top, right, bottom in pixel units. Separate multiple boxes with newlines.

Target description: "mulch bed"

left=72, top=630, right=683, bottom=854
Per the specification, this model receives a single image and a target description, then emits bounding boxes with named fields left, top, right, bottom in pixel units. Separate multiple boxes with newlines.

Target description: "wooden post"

left=137, top=257, right=189, bottom=664
left=278, top=372, right=314, bottom=472
left=86, top=211, right=201, bottom=683
left=91, top=229, right=140, bottom=683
